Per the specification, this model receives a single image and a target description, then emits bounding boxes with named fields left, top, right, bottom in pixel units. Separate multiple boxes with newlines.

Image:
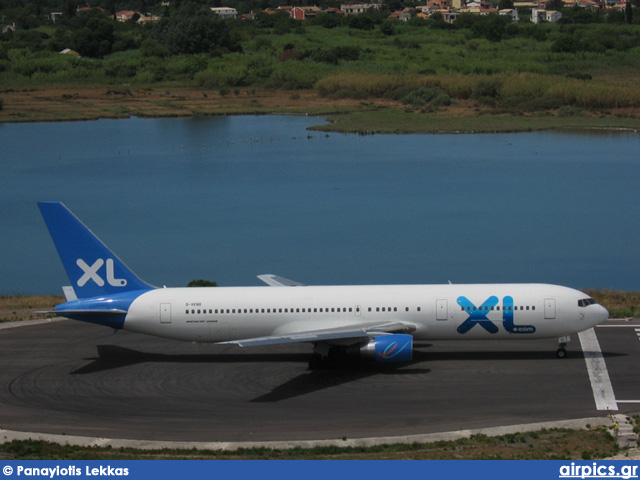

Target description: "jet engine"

left=358, top=334, right=413, bottom=363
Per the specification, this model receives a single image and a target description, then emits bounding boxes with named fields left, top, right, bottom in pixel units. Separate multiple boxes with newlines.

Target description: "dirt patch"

left=0, top=86, right=396, bottom=123
left=0, top=295, right=63, bottom=322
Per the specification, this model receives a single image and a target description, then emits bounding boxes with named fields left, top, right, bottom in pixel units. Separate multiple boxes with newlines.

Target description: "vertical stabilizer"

left=38, top=202, right=154, bottom=299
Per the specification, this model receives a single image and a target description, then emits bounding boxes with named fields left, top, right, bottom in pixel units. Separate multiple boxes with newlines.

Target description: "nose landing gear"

left=556, top=336, right=570, bottom=358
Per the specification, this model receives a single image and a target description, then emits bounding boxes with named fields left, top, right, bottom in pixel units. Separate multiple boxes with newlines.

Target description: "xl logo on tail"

left=76, top=258, right=127, bottom=287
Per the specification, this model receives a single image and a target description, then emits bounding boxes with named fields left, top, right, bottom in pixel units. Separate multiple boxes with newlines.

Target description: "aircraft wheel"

left=308, top=355, right=324, bottom=370
left=556, top=348, right=567, bottom=359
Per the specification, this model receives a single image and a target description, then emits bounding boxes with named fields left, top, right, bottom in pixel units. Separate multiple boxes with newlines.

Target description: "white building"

left=211, top=7, right=238, bottom=18
left=531, top=7, right=562, bottom=22
left=340, top=3, right=382, bottom=14
left=499, top=8, right=519, bottom=21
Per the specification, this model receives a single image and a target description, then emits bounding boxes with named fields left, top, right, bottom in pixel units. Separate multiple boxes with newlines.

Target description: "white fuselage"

left=123, top=283, right=607, bottom=344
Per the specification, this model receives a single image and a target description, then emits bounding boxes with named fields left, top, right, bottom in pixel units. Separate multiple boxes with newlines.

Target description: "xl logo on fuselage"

left=76, top=258, right=127, bottom=287
left=457, top=295, right=536, bottom=335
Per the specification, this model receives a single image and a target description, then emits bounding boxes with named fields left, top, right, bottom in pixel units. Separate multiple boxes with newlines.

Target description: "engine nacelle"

left=359, top=334, right=413, bottom=363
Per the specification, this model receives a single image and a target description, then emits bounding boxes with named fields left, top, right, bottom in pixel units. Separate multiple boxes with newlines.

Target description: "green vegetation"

left=585, top=290, right=640, bottom=318
left=0, top=294, right=62, bottom=322
left=187, top=279, right=219, bottom=287
left=0, top=427, right=620, bottom=459
left=1, top=2, right=640, bottom=126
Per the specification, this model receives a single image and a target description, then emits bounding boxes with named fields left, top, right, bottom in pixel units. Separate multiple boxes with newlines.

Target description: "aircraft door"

left=436, top=299, right=448, bottom=321
left=544, top=298, right=556, bottom=319
left=160, top=303, right=171, bottom=324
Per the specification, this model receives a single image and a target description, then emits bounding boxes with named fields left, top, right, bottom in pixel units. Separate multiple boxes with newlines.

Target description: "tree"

left=625, top=1, right=633, bottom=24
left=151, top=11, right=240, bottom=54
left=547, top=0, right=564, bottom=10
left=482, top=14, right=507, bottom=41
left=347, top=13, right=376, bottom=30
left=187, top=279, right=219, bottom=287
left=498, top=0, right=514, bottom=9
left=71, top=18, right=115, bottom=57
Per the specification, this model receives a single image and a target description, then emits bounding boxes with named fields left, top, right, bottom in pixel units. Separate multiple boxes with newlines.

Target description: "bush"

left=105, top=59, right=139, bottom=78
left=267, top=62, right=323, bottom=89
left=472, top=78, right=502, bottom=99
left=558, top=105, right=587, bottom=117
left=500, top=95, right=564, bottom=112
left=401, top=87, right=451, bottom=107
left=140, top=38, right=170, bottom=58
left=187, top=279, right=218, bottom=287
left=195, top=65, right=248, bottom=88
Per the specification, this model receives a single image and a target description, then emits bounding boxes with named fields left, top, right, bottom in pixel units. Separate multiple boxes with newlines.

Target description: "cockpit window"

left=578, top=298, right=596, bottom=307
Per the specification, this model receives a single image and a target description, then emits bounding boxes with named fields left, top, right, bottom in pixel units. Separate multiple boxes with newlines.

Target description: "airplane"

left=38, top=201, right=609, bottom=368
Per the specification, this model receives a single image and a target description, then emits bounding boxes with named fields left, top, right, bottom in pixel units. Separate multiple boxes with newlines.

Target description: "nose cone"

left=590, top=304, right=609, bottom=327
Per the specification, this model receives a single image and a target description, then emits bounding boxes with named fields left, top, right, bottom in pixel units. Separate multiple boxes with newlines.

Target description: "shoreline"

left=2, top=85, right=640, bottom=134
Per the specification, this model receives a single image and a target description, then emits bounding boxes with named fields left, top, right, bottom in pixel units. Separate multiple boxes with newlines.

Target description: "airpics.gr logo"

left=76, top=258, right=127, bottom=288
left=457, top=295, right=536, bottom=335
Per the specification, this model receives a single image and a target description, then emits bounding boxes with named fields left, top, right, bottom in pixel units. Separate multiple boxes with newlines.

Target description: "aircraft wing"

left=257, top=274, right=305, bottom=287
left=219, top=321, right=415, bottom=347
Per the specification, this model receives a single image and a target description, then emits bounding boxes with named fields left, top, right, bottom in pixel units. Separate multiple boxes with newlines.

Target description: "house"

left=389, top=8, right=413, bottom=20
left=49, top=12, right=63, bottom=23
left=513, top=1, right=541, bottom=8
left=59, top=48, right=80, bottom=56
left=340, top=3, right=382, bottom=14
left=210, top=7, right=238, bottom=19
left=499, top=8, right=520, bottom=20
left=531, top=7, right=563, bottom=22
left=137, top=13, right=161, bottom=23
left=562, top=0, right=599, bottom=8
left=290, top=6, right=323, bottom=19
left=115, top=10, right=138, bottom=22
left=460, top=2, right=498, bottom=14
left=2, top=23, right=16, bottom=33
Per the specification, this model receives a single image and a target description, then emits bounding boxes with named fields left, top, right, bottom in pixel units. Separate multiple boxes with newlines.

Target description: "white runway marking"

left=597, top=325, right=640, bottom=328
left=578, top=328, right=618, bottom=411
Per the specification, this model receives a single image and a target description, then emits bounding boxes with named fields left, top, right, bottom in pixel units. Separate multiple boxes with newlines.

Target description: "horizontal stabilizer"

left=257, top=274, right=305, bottom=287
left=62, top=286, right=78, bottom=302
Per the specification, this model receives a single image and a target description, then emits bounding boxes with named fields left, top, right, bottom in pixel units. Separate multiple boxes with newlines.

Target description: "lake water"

left=1, top=116, right=639, bottom=295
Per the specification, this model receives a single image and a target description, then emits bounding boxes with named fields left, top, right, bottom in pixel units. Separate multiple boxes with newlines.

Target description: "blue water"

left=1, top=116, right=639, bottom=295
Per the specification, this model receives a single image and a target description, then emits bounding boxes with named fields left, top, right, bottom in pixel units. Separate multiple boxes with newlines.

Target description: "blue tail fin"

left=38, top=202, right=155, bottom=299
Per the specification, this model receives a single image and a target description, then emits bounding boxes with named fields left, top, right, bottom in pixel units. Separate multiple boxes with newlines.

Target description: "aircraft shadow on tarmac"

left=70, top=344, right=626, bottom=402
left=70, top=345, right=432, bottom=402
left=71, top=345, right=311, bottom=375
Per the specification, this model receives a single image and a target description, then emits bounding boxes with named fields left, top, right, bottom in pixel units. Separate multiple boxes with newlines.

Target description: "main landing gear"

left=308, top=343, right=350, bottom=370
left=556, top=336, right=570, bottom=358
